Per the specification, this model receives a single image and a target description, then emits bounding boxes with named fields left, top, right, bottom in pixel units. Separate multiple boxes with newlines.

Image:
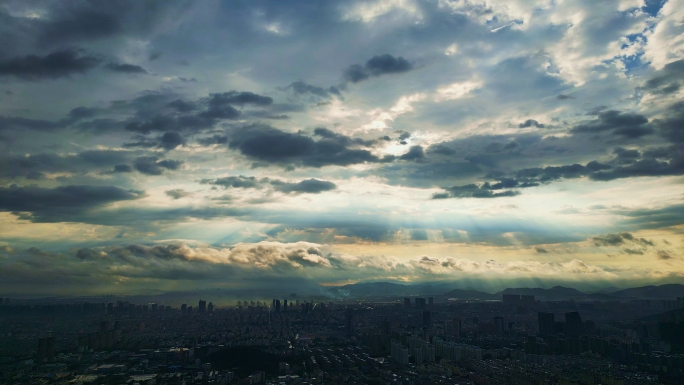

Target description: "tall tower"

left=538, top=312, right=555, bottom=336
left=345, top=309, right=355, bottom=335
left=422, top=310, right=432, bottom=329
left=494, top=316, right=504, bottom=333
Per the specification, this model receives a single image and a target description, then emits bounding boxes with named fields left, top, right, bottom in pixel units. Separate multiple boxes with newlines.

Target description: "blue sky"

left=0, top=0, right=683, bottom=295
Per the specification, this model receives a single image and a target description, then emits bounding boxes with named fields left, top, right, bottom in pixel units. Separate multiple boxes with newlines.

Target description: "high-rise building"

left=494, top=316, right=504, bottom=333
left=151, top=303, right=158, bottom=313
left=422, top=310, right=431, bottom=329
left=199, top=300, right=207, bottom=314
left=275, top=299, right=281, bottom=313
left=538, top=312, right=555, bottom=336
left=503, top=294, right=521, bottom=306
left=391, top=341, right=409, bottom=365
left=452, top=318, right=462, bottom=336
left=381, top=319, right=391, bottom=336
left=37, top=336, right=55, bottom=361
left=181, top=304, right=187, bottom=314
left=345, top=309, right=355, bottom=335
left=428, top=297, right=434, bottom=306
left=565, top=311, right=582, bottom=336
left=404, top=297, right=411, bottom=307
left=208, top=302, right=214, bottom=313
left=283, top=299, right=288, bottom=312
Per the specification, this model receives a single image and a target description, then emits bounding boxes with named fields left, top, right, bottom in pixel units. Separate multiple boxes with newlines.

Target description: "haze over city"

left=0, top=0, right=683, bottom=298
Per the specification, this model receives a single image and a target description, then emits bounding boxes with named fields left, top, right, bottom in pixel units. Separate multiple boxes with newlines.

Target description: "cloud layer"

left=0, top=0, right=682, bottom=294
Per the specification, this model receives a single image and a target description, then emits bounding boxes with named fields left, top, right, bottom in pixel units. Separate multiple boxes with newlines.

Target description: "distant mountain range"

left=329, top=282, right=456, bottom=297
left=609, top=284, right=684, bottom=299
left=330, top=282, right=684, bottom=300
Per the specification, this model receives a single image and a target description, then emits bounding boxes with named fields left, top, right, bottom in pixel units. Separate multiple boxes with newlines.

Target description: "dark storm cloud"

left=38, top=10, right=121, bottom=46
left=270, top=179, right=336, bottom=194
left=384, top=116, right=683, bottom=193
left=0, top=49, right=101, bottom=80
left=166, top=99, right=196, bottom=112
left=655, top=101, right=684, bottom=144
left=122, top=90, right=274, bottom=136
left=133, top=156, right=183, bottom=175
left=113, top=164, right=133, bottom=173
left=207, top=91, right=273, bottom=107
left=589, top=158, right=683, bottom=181
left=343, top=54, right=414, bottom=83
left=313, top=127, right=376, bottom=147
left=519, top=119, right=545, bottom=128
left=452, top=148, right=682, bottom=193
left=487, top=55, right=568, bottom=100
left=149, top=50, right=162, bottom=61
left=557, top=94, right=574, bottom=100
left=201, top=176, right=336, bottom=194
left=614, top=203, right=684, bottom=230
left=591, top=232, right=654, bottom=247
left=571, top=110, right=653, bottom=138
left=0, top=150, right=135, bottom=181
left=613, top=147, right=640, bottom=160
left=280, top=81, right=341, bottom=100
left=125, top=115, right=187, bottom=134
left=399, top=146, right=426, bottom=161
left=433, top=183, right=521, bottom=199
left=68, top=106, right=99, bottom=120
left=397, top=131, right=411, bottom=141
left=516, top=161, right=611, bottom=182
left=641, top=59, right=684, bottom=95
left=106, top=63, right=149, bottom=74
left=427, top=146, right=678, bottom=199
left=226, top=124, right=393, bottom=167
left=0, top=185, right=144, bottom=219
left=27, top=1, right=192, bottom=49
left=0, top=116, right=62, bottom=131
left=657, top=250, right=672, bottom=260
left=159, top=132, right=185, bottom=150
left=165, top=189, right=191, bottom=200
left=126, top=132, right=186, bottom=150
left=203, top=176, right=261, bottom=189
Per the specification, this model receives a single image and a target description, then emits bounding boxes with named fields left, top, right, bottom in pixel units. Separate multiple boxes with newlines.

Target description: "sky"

left=0, top=0, right=683, bottom=296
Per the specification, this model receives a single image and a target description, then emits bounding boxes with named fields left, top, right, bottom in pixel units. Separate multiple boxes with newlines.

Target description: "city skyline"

left=0, top=0, right=683, bottom=295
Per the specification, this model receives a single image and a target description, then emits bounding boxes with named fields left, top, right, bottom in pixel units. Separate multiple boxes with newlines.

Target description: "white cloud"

left=643, top=0, right=684, bottom=69
left=342, top=0, right=422, bottom=23
left=360, top=93, right=427, bottom=132
left=434, top=80, right=481, bottom=101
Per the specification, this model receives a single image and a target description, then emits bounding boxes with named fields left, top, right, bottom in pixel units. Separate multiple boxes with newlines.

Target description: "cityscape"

left=1, top=283, right=684, bottom=384
left=1, top=0, right=684, bottom=383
